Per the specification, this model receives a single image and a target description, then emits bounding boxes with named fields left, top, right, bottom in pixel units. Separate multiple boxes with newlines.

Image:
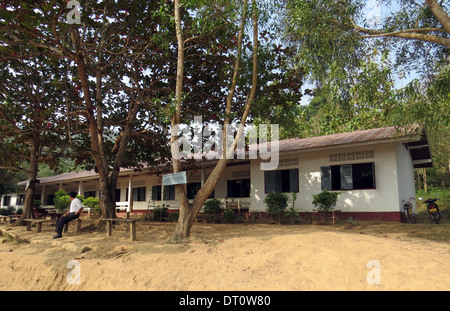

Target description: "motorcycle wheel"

left=430, top=212, right=440, bottom=224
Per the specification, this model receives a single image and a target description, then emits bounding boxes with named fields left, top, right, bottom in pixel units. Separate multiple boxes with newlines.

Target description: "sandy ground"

left=0, top=219, right=449, bottom=291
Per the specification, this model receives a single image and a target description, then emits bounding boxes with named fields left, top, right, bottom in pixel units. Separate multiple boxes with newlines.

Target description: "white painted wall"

left=250, top=143, right=405, bottom=214
left=6, top=142, right=415, bottom=216
left=113, top=164, right=251, bottom=211
left=396, top=144, right=417, bottom=212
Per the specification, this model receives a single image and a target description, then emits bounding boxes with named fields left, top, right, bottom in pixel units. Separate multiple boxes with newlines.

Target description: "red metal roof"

left=274, top=125, right=422, bottom=153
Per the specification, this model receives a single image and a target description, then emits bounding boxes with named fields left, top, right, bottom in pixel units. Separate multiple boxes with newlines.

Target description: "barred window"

left=321, top=163, right=375, bottom=190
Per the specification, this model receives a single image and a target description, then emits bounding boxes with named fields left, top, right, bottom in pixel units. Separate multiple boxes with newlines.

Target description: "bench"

left=63, top=218, right=82, bottom=234
left=24, top=218, right=82, bottom=234
left=0, top=215, right=8, bottom=223
left=24, top=219, right=53, bottom=233
left=115, top=202, right=129, bottom=213
left=103, top=218, right=138, bottom=241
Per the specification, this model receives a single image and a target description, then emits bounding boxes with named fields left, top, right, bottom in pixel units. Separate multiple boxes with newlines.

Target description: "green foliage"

left=169, top=212, right=179, bottom=222
left=33, top=200, right=41, bottom=209
left=223, top=207, right=235, bottom=223
left=285, top=207, right=299, bottom=217
left=54, top=190, right=70, bottom=211
left=264, top=192, right=289, bottom=214
left=82, top=196, right=99, bottom=210
left=282, top=0, right=448, bottom=82
left=204, top=199, right=222, bottom=214
left=312, top=189, right=341, bottom=212
left=152, top=206, right=168, bottom=221
left=0, top=206, right=15, bottom=216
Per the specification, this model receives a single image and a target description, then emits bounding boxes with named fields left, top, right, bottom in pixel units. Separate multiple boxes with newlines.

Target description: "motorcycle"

left=420, top=198, right=442, bottom=224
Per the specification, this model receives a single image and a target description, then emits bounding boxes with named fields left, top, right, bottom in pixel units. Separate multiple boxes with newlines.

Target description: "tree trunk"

left=423, top=168, right=428, bottom=193
left=426, top=0, right=450, bottom=34
left=416, top=169, right=422, bottom=191
left=70, top=27, right=142, bottom=224
left=169, top=0, right=258, bottom=242
left=12, top=131, right=39, bottom=226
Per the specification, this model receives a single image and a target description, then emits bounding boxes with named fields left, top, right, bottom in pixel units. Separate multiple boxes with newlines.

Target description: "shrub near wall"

left=312, top=189, right=340, bottom=212
left=264, top=192, right=289, bottom=224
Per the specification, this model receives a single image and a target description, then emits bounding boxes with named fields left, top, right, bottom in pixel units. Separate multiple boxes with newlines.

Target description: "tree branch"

left=426, top=0, right=450, bottom=33
left=353, top=23, right=450, bottom=47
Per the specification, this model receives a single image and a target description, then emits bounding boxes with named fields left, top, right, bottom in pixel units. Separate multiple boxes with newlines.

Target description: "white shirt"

left=70, top=198, right=83, bottom=213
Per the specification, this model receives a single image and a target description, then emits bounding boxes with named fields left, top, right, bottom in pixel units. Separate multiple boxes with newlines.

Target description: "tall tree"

left=281, top=0, right=449, bottom=187
left=1, top=1, right=174, bottom=220
left=282, top=0, right=449, bottom=82
left=169, top=0, right=259, bottom=241
left=0, top=52, right=71, bottom=225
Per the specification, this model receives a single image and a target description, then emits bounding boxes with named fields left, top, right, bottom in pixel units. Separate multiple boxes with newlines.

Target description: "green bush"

left=33, top=200, right=42, bottom=209
left=54, top=190, right=71, bottom=211
left=169, top=212, right=179, bottom=222
left=152, top=206, right=168, bottom=221
left=0, top=206, right=15, bottom=216
left=264, top=192, right=289, bottom=214
left=265, top=192, right=289, bottom=224
left=204, top=199, right=222, bottom=214
left=82, top=196, right=99, bottom=210
left=312, top=189, right=341, bottom=212
left=223, top=207, right=235, bottom=223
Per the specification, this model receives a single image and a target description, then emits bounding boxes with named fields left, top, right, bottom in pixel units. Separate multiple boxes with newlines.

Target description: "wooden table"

left=103, top=218, right=138, bottom=241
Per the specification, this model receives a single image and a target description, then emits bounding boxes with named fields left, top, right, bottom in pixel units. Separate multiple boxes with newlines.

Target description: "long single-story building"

left=1, top=125, right=432, bottom=222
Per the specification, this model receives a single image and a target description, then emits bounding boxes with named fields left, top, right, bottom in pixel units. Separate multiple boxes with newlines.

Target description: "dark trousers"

left=55, top=212, right=79, bottom=235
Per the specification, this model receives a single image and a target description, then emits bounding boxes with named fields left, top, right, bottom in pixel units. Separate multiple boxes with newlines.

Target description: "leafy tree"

left=0, top=170, right=21, bottom=197
left=282, top=0, right=449, bottom=82
left=169, top=0, right=259, bottom=241
left=2, top=1, right=270, bottom=227
left=1, top=0, right=176, bottom=221
left=0, top=50, right=72, bottom=224
left=280, top=0, right=449, bottom=189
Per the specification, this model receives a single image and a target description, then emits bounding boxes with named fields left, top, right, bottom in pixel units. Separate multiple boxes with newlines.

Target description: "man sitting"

left=53, top=192, right=83, bottom=239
